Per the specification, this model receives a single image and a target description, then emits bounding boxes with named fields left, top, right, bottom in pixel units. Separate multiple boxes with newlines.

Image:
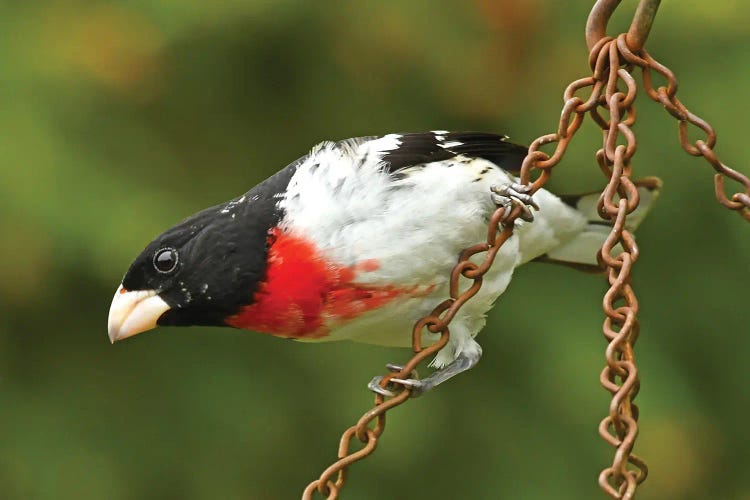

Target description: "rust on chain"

left=586, top=0, right=622, bottom=50
left=586, top=0, right=662, bottom=52
left=587, top=1, right=748, bottom=498
left=304, top=1, right=749, bottom=498
left=631, top=44, right=750, bottom=220
left=585, top=31, right=647, bottom=499
left=625, top=0, right=661, bottom=52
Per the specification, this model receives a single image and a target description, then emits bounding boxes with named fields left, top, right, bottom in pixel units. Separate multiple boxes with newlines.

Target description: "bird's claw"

left=491, top=182, right=539, bottom=222
left=367, top=376, right=395, bottom=397
left=385, top=363, right=404, bottom=373
left=389, top=377, right=432, bottom=397
left=367, top=364, right=419, bottom=397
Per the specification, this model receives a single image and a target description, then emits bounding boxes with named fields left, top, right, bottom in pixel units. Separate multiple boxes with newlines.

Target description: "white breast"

left=276, top=140, right=586, bottom=360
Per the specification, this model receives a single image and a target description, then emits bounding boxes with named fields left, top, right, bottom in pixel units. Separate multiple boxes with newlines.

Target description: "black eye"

left=153, top=247, right=179, bottom=274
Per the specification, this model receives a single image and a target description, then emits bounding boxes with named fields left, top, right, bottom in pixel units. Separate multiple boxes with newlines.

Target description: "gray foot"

left=367, top=364, right=413, bottom=397
left=368, top=350, right=482, bottom=398
left=491, top=182, right=539, bottom=222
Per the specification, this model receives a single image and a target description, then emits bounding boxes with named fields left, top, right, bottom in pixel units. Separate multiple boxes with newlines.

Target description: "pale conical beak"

left=108, top=284, right=170, bottom=343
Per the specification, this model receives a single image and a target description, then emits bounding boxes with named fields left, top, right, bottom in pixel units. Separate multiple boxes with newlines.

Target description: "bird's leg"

left=391, top=349, right=481, bottom=397
left=367, top=348, right=482, bottom=398
left=491, top=182, right=539, bottom=222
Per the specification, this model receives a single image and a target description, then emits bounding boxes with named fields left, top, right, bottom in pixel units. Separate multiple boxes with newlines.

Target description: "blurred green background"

left=1, top=1, right=748, bottom=499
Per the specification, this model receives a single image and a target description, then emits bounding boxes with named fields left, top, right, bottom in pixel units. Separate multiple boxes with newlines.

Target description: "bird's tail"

left=534, top=177, right=662, bottom=272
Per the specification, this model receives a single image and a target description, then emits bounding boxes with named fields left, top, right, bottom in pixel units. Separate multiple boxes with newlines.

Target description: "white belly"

left=279, top=148, right=584, bottom=360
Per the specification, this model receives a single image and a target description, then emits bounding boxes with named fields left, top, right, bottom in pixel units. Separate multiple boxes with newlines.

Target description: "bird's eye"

left=153, top=247, right=179, bottom=274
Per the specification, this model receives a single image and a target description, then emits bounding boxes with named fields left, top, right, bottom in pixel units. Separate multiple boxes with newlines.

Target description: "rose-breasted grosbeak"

left=108, top=131, right=659, bottom=395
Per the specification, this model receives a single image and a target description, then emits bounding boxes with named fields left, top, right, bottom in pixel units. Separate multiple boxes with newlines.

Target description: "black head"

left=107, top=163, right=300, bottom=342
left=122, top=197, right=270, bottom=327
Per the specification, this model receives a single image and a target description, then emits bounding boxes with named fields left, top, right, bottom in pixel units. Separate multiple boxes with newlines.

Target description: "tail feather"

left=537, top=177, right=662, bottom=270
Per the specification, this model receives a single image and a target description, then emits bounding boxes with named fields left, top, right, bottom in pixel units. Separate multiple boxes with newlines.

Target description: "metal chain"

left=303, top=1, right=749, bottom=498
left=587, top=1, right=749, bottom=497
left=590, top=34, right=647, bottom=499
left=634, top=45, right=750, bottom=220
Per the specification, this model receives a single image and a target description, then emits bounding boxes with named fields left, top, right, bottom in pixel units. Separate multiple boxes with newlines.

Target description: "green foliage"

left=1, top=2, right=748, bottom=499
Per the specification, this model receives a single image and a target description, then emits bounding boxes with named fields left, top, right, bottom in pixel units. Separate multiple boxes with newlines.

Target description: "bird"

left=108, top=131, right=660, bottom=396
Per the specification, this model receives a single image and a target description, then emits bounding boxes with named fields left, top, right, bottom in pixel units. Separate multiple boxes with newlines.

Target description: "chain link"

left=589, top=34, right=647, bottom=499
left=304, top=1, right=748, bottom=498
left=632, top=44, right=750, bottom=220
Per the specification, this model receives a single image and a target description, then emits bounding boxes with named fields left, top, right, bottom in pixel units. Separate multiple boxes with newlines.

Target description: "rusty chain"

left=586, top=1, right=749, bottom=497
left=304, top=1, right=750, bottom=498
left=636, top=46, right=750, bottom=220
left=589, top=34, right=647, bottom=499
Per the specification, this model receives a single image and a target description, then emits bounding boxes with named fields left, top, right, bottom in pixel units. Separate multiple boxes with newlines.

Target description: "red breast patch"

left=226, top=228, right=413, bottom=339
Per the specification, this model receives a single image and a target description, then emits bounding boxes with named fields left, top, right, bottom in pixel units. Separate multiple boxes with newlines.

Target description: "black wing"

left=376, top=131, right=528, bottom=174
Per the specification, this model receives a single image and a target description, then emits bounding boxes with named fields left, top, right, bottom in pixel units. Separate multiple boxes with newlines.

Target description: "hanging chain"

left=590, top=35, right=647, bottom=499
left=587, top=0, right=749, bottom=497
left=635, top=46, right=750, bottom=220
left=304, top=1, right=749, bottom=498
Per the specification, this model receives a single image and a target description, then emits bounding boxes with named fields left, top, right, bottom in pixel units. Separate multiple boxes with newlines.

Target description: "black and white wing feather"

left=366, top=131, right=528, bottom=174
